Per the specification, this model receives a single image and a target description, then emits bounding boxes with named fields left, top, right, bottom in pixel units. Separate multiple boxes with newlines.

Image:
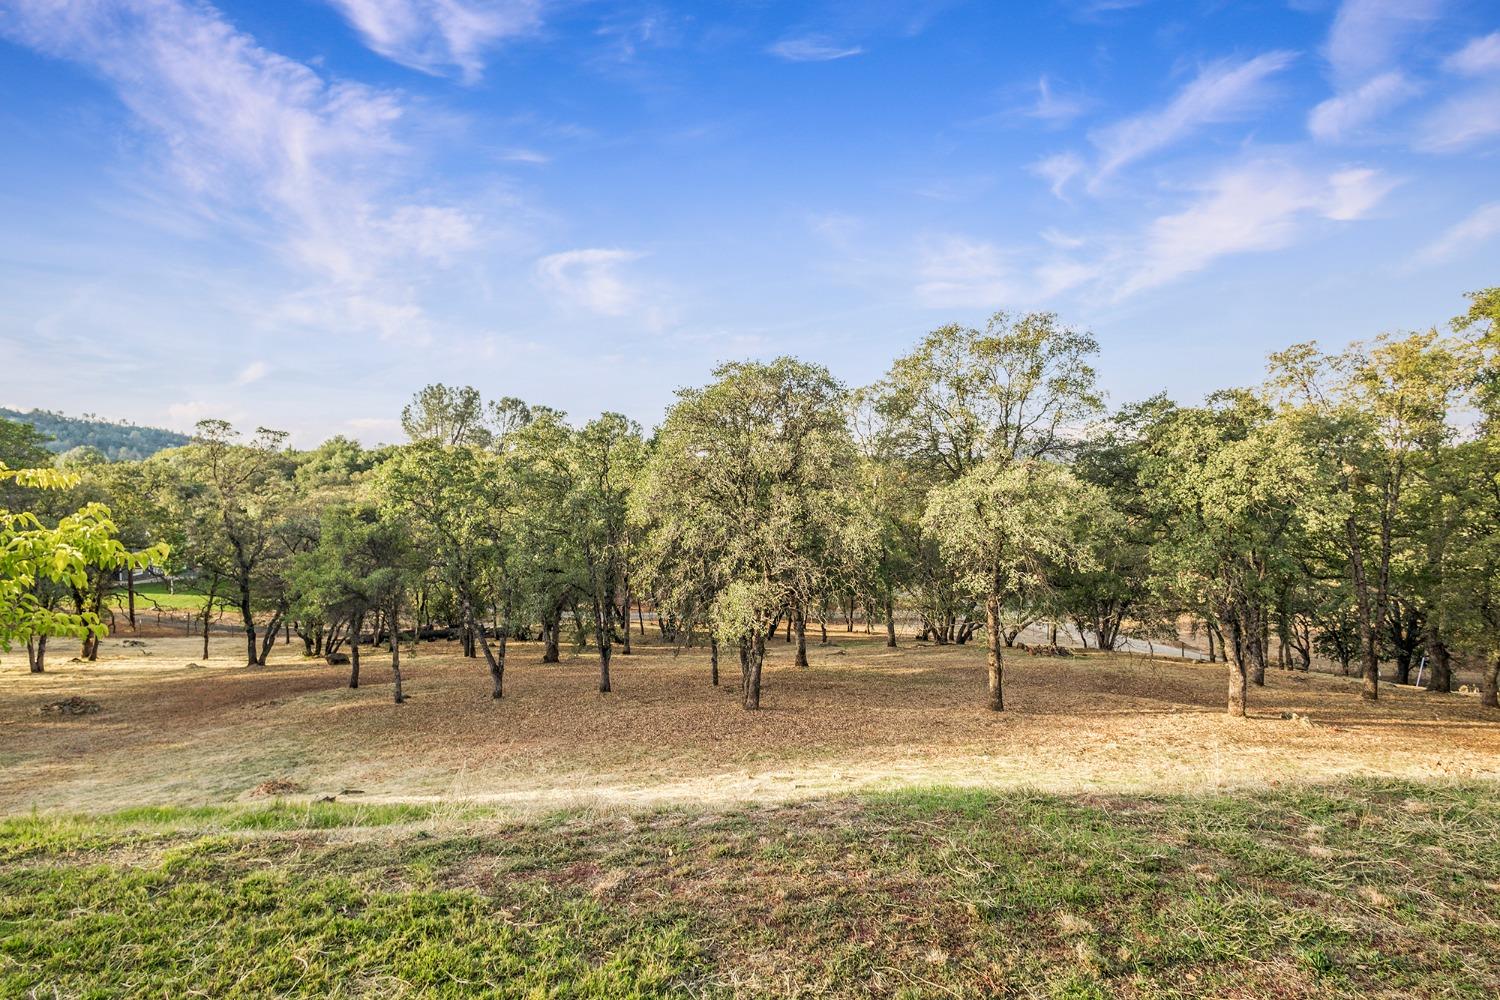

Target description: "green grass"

left=2, top=781, right=1497, bottom=997
left=111, top=580, right=213, bottom=611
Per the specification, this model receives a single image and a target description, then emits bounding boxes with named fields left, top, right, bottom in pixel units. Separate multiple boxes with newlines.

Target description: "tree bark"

left=239, top=574, right=257, bottom=667
left=742, top=635, right=764, bottom=710
left=465, top=600, right=504, bottom=698
left=710, top=637, right=719, bottom=686
left=594, top=588, right=613, bottom=693
left=619, top=591, right=632, bottom=656
left=1249, top=614, right=1267, bottom=687
left=885, top=590, right=897, bottom=648
left=126, top=568, right=136, bottom=629
left=1423, top=635, right=1453, bottom=694
left=1481, top=651, right=1498, bottom=709
left=256, top=610, right=282, bottom=666
left=389, top=599, right=405, bottom=704
left=794, top=606, right=808, bottom=668
left=1226, top=616, right=1248, bottom=718
left=27, top=635, right=46, bottom=673
left=349, top=611, right=363, bottom=688
left=543, top=617, right=561, bottom=663
left=985, top=591, right=1004, bottom=712
left=1346, top=515, right=1380, bottom=701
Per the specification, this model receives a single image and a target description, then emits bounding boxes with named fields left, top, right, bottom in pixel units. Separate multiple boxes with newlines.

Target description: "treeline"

left=2, top=288, right=1497, bottom=716
left=0, top=407, right=189, bottom=462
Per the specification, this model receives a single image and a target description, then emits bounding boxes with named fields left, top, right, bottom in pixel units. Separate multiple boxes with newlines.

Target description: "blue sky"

left=1, top=0, right=1497, bottom=445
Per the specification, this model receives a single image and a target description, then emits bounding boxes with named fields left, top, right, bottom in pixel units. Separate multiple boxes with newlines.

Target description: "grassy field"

left=2, top=781, right=1497, bottom=997
left=3, top=633, right=1497, bottom=996
left=110, top=579, right=214, bottom=611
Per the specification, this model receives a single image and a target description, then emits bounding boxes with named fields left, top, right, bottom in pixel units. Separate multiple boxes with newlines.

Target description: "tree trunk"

left=27, top=635, right=46, bottom=673
left=597, top=620, right=613, bottom=693
left=239, top=575, right=257, bottom=667
left=256, top=610, right=282, bottom=666
left=885, top=590, right=897, bottom=648
left=390, top=599, right=405, bottom=704
left=349, top=611, right=363, bottom=689
left=1346, top=516, right=1380, bottom=701
left=593, top=585, right=613, bottom=693
left=1226, top=616, right=1248, bottom=718
left=1481, top=652, right=1498, bottom=709
left=619, top=591, right=632, bottom=656
left=465, top=600, right=504, bottom=698
left=126, top=568, right=136, bottom=629
left=543, top=617, right=560, bottom=663
left=1394, top=649, right=1412, bottom=686
left=985, top=591, right=1004, bottom=712
left=742, top=635, right=764, bottom=710
left=710, top=637, right=719, bottom=686
left=1249, top=616, right=1267, bottom=687
left=795, top=607, right=808, bottom=667
left=1424, top=635, right=1452, bottom=694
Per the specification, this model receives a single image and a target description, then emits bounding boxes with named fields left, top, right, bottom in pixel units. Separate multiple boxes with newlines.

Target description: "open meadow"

left=6, top=1, right=1500, bottom=996
left=3, top=634, right=1497, bottom=997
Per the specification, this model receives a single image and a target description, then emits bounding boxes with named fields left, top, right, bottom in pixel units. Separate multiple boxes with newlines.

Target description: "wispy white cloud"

left=1445, top=32, right=1500, bottom=76
left=915, top=237, right=1020, bottom=307
left=1324, top=0, right=1443, bottom=85
left=1040, top=228, right=1086, bottom=250
left=915, top=235, right=1093, bottom=308
left=500, top=148, right=551, bottom=165
left=535, top=248, right=645, bottom=316
left=1, top=0, right=487, bottom=344
left=325, top=0, right=540, bottom=82
left=1025, top=75, right=1087, bottom=126
left=1088, top=51, right=1297, bottom=186
left=768, top=36, right=863, bottom=62
left=1416, top=84, right=1500, bottom=150
left=1309, top=1, right=1444, bottom=146
left=1405, top=30, right=1500, bottom=153
left=235, top=360, right=271, bottom=385
left=1414, top=202, right=1500, bottom=264
left=167, top=399, right=244, bottom=429
left=1115, top=160, right=1393, bottom=297
left=1030, top=151, right=1084, bottom=200
left=1307, top=70, right=1419, bottom=140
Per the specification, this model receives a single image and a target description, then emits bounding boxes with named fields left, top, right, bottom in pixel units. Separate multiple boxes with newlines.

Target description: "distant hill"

left=0, top=408, right=190, bottom=462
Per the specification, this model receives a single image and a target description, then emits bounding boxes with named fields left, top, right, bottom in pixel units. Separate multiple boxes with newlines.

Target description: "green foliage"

left=922, top=459, right=1101, bottom=605
left=639, top=358, right=866, bottom=648
left=0, top=407, right=188, bottom=461
left=0, top=417, right=53, bottom=471
left=0, top=464, right=167, bottom=651
left=865, top=311, right=1104, bottom=643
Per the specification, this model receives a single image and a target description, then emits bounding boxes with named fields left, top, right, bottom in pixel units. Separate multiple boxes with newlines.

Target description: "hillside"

left=0, top=407, right=189, bottom=462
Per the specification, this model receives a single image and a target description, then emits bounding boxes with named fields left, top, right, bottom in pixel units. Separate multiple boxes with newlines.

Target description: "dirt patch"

left=1, top=632, right=1497, bottom=815
left=251, top=778, right=305, bottom=797
left=38, top=697, right=102, bottom=717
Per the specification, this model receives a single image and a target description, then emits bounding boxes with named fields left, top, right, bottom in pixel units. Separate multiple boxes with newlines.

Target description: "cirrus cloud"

left=535, top=248, right=645, bottom=316
left=325, top=0, right=541, bottom=82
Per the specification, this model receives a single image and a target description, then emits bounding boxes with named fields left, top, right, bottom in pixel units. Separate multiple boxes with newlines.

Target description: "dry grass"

left=1, top=631, right=1496, bottom=816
